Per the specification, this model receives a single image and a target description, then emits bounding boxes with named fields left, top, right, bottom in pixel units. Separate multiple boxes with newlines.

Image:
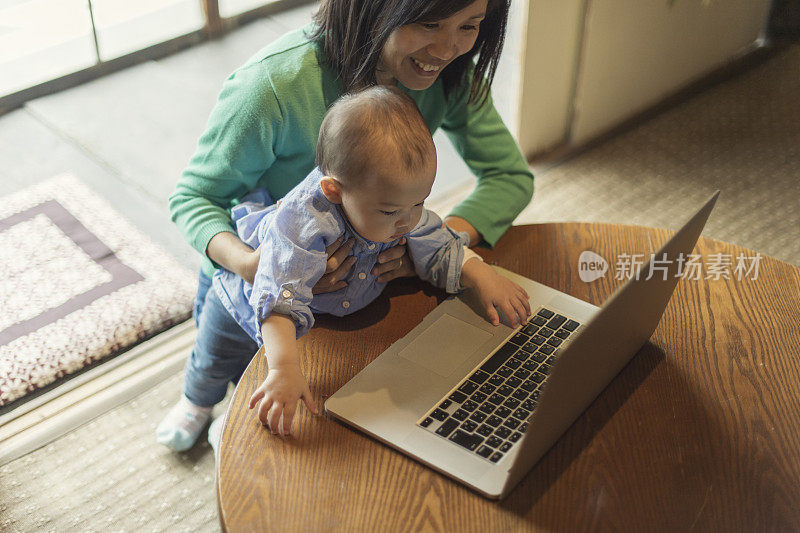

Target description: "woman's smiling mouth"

left=410, top=57, right=443, bottom=75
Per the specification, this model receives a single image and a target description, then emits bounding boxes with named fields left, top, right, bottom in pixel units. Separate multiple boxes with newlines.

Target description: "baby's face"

left=339, top=160, right=435, bottom=243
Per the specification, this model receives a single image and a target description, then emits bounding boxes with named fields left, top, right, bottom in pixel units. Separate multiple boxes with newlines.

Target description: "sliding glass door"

left=0, top=0, right=306, bottom=111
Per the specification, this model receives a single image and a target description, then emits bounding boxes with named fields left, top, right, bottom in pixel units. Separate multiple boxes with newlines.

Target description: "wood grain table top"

left=216, top=223, right=800, bottom=532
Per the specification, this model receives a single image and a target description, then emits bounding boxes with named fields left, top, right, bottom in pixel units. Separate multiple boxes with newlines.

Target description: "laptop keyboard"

left=417, top=307, right=582, bottom=464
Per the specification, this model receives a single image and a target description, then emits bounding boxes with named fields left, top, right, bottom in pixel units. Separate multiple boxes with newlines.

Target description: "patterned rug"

left=0, top=174, right=196, bottom=408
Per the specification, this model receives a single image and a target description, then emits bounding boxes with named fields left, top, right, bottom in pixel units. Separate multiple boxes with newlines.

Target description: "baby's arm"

left=404, top=209, right=530, bottom=326
left=460, top=258, right=531, bottom=327
left=248, top=314, right=318, bottom=437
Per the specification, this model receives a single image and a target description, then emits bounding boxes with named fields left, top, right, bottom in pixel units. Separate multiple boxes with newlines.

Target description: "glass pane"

left=0, top=0, right=96, bottom=97
left=492, top=0, right=525, bottom=135
left=91, top=0, right=204, bottom=61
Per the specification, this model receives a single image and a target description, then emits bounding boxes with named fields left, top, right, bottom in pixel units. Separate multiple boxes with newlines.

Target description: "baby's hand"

left=463, top=261, right=531, bottom=327
left=248, top=364, right=318, bottom=437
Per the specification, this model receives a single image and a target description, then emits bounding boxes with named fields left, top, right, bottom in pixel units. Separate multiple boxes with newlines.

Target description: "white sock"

left=156, top=396, right=213, bottom=452
left=207, top=415, right=224, bottom=455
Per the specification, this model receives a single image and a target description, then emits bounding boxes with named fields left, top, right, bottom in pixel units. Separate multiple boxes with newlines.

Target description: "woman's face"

left=377, top=0, right=489, bottom=90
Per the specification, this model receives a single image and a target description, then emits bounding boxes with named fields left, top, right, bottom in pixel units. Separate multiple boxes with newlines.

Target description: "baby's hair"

left=316, top=85, right=434, bottom=185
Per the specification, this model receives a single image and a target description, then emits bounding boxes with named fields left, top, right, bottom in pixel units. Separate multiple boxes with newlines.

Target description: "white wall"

left=516, top=0, right=773, bottom=157
left=516, top=0, right=587, bottom=156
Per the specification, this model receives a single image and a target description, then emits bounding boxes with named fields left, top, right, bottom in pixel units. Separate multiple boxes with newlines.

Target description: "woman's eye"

left=461, top=24, right=479, bottom=31
left=380, top=210, right=398, bottom=216
left=419, top=22, right=438, bottom=30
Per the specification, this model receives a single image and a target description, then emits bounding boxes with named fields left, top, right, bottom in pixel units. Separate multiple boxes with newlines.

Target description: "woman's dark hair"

left=308, top=0, right=509, bottom=107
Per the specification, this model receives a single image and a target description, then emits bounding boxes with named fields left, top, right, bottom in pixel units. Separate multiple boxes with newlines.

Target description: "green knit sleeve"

left=440, top=80, right=534, bottom=248
left=168, top=64, right=282, bottom=267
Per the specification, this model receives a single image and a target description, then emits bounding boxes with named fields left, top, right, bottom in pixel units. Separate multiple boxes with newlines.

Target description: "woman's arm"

left=440, top=79, right=534, bottom=248
left=207, top=232, right=260, bottom=283
left=169, top=65, right=279, bottom=274
left=444, top=215, right=481, bottom=246
left=171, top=63, right=361, bottom=290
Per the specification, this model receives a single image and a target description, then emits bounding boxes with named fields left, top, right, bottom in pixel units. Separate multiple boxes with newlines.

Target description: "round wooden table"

left=216, top=223, right=800, bottom=532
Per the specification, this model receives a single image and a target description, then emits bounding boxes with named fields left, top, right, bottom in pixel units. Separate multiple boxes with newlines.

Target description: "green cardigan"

left=169, top=24, right=534, bottom=277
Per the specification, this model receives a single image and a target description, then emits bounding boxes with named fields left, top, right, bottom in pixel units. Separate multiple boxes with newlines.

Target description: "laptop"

left=325, top=191, right=719, bottom=499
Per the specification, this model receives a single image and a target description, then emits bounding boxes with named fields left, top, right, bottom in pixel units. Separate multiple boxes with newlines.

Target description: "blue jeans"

left=183, top=272, right=259, bottom=407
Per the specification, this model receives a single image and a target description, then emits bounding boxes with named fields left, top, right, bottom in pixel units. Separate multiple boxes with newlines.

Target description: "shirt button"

left=282, top=289, right=291, bottom=298
left=342, top=301, right=350, bottom=309
left=367, top=243, right=375, bottom=250
left=358, top=272, right=366, bottom=280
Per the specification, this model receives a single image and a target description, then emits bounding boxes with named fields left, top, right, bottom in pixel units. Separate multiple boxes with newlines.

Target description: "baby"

left=164, top=86, right=531, bottom=444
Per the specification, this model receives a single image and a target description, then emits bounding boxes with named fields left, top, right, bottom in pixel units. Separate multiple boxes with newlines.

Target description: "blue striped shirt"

left=213, top=167, right=470, bottom=344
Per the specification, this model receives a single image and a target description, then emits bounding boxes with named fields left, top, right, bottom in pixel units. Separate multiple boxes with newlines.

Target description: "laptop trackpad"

left=398, top=314, right=493, bottom=377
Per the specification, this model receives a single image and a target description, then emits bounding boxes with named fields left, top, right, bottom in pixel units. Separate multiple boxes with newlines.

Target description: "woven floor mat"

left=515, top=44, right=800, bottom=267
left=0, top=372, right=228, bottom=533
left=0, top=174, right=196, bottom=407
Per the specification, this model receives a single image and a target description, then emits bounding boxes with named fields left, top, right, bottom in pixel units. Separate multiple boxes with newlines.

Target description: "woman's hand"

left=369, top=217, right=481, bottom=283
left=314, top=235, right=416, bottom=292
left=313, top=236, right=357, bottom=294
left=372, top=237, right=415, bottom=282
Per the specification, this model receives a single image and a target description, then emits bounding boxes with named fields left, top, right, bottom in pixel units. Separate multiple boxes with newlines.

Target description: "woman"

left=158, top=0, right=534, bottom=451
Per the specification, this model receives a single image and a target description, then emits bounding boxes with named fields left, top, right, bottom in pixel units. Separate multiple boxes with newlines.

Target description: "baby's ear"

left=319, top=176, right=343, bottom=204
